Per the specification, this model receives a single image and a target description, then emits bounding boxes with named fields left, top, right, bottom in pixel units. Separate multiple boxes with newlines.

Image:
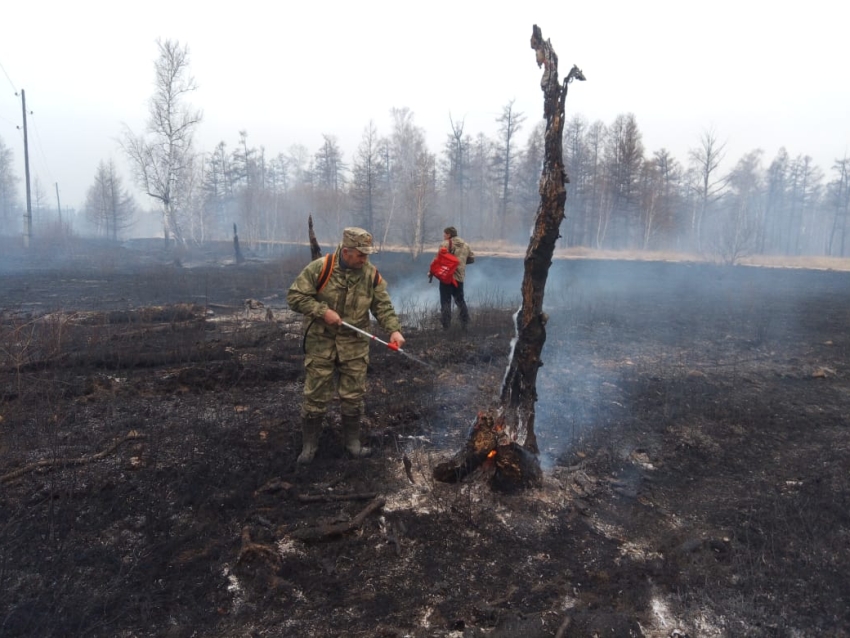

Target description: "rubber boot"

left=297, top=414, right=323, bottom=465
left=342, top=415, right=371, bottom=458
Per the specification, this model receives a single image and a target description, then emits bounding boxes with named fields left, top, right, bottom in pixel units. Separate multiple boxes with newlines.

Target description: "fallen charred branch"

left=1, top=431, right=145, bottom=484
left=288, top=496, right=386, bottom=542
left=296, top=491, right=378, bottom=503
left=433, top=25, right=583, bottom=490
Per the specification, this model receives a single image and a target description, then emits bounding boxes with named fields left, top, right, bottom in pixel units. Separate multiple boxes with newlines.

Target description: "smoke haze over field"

left=1, top=0, right=848, bottom=214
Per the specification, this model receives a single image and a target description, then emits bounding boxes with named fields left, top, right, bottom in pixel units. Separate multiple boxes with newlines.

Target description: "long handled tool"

left=341, top=321, right=403, bottom=351
left=341, top=321, right=433, bottom=368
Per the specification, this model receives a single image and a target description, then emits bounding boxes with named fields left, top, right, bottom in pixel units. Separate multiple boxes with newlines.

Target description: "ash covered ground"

left=1, top=239, right=849, bottom=637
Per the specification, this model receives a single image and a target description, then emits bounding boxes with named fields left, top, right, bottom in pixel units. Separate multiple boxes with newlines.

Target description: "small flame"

left=487, top=449, right=497, bottom=459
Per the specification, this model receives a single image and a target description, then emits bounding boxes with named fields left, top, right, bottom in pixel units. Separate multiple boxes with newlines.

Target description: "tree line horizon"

left=1, top=39, right=848, bottom=263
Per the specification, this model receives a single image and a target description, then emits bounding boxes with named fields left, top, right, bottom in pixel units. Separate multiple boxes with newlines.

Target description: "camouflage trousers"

left=302, top=353, right=368, bottom=419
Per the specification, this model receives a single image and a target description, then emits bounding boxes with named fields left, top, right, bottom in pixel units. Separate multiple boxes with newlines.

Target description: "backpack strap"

left=316, top=253, right=335, bottom=293
left=373, top=269, right=382, bottom=288
left=448, top=238, right=454, bottom=254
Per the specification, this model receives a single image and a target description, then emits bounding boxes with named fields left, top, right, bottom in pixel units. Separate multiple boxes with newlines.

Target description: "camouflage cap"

left=342, top=227, right=377, bottom=254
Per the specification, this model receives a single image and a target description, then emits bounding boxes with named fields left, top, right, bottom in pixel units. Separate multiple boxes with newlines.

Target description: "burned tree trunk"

left=434, top=25, right=584, bottom=489
left=233, top=223, right=245, bottom=264
left=308, top=215, right=322, bottom=261
left=501, top=26, right=585, bottom=454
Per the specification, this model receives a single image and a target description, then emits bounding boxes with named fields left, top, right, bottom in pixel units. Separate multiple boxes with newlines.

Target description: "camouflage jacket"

left=439, top=236, right=475, bottom=283
left=287, top=248, right=402, bottom=361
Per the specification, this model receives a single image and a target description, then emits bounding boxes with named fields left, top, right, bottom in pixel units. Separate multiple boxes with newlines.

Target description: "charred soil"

left=1, top=244, right=849, bottom=637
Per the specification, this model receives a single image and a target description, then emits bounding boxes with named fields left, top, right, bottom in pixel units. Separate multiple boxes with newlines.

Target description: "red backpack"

left=429, top=247, right=459, bottom=286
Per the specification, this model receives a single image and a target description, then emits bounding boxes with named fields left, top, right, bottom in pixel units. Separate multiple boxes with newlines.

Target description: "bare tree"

left=467, top=132, right=498, bottom=242
left=498, top=30, right=584, bottom=454
left=493, top=100, right=526, bottom=240
left=638, top=148, right=682, bottom=249
left=231, top=131, right=262, bottom=245
left=201, top=141, right=234, bottom=239
left=83, top=159, right=137, bottom=240
left=313, top=134, right=348, bottom=235
left=827, top=156, right=850, bottom=256
left=710, top=150, right=764, bottom=264
left=179, top=153, right=207, bottom=244
left=440, top=114, right=471, bottom=235
left=563, top=114, right=590, bottom=246
left=0, top=136, right=19, bottom=234
left=350, top=121, right=386, bottom=237
left=514, top=120, right=545, bottom=235
left=434, top=25, right=585, bottom=487
left=122, top=39, right=202, bottom=246
left=688, top=127, right=727, bottom=252
left=29, top=177, right=45, bottom=226
left=388, top=107, right=434, bottom=256
left=603, top=113, right=644, bottom=248
left=584, top=120, right=610, bottom=248
left=785, top=154, right=823, bottom=255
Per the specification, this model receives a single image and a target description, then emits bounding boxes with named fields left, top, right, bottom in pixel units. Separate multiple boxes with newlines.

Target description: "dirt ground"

left=1, top=240, right=849, bottom=637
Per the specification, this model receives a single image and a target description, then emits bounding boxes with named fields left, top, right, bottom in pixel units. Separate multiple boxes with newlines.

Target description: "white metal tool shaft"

left=341, top=321, right=402, bottom=351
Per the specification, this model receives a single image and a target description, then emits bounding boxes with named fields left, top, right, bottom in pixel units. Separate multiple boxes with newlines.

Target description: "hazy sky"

left=1, top=0, right=847, bottom=211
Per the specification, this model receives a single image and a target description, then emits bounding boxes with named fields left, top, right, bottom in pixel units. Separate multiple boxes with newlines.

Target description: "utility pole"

left=20, top=89, right=33, bottom=248
left=55, top=182, right=62, bottom=225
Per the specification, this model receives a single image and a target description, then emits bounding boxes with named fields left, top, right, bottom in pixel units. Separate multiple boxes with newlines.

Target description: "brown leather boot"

left=342, top=415, right=371, bottom=458
left=297, top=413, right=324, bottom=464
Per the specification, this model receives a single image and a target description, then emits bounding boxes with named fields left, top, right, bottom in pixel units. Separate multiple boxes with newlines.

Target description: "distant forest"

left=2, top=41, right=849, bottom=262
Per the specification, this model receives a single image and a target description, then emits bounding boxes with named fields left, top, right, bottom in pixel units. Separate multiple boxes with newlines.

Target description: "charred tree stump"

left=308, top=215, right=322, bottom=261
left=433, top=411, right=542, bottom=490
left=233, top=223, right=245, bottom=264
left=434, top=25, right=584, bottom=490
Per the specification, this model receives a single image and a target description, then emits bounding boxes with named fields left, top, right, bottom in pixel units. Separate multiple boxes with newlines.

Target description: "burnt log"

left=434, top=25, right=583, bottom=488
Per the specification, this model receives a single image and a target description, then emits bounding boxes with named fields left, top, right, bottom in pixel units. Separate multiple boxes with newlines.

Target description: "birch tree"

left=388, top=107, right=434, bottom=256
left=122, top=39, right=202, bottom=246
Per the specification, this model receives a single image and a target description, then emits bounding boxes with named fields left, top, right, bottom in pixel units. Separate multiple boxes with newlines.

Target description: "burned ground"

left=1, top=242, right=849, bottom=637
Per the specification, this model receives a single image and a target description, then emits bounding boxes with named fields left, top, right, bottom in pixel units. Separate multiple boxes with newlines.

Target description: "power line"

left=0, top=59, right=17, bottom=93
left=0, top=112, right=18, bottom=130
left=27, top=110, right=56, bottom=185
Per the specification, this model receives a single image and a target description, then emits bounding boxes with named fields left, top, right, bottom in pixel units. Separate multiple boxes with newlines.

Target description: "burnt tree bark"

left=233, top=223, right=245, bottom=264
left=500, top=25, right=585, bottom=454
left=434, top=25, right=584, bottom=489
left=308, top=215, right=322, bottom=261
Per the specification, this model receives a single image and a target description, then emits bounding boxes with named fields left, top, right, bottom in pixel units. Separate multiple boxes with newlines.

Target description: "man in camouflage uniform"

left=433, top=226, right=475, bottom=330
left=287, top=227, right=405, bottom=464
